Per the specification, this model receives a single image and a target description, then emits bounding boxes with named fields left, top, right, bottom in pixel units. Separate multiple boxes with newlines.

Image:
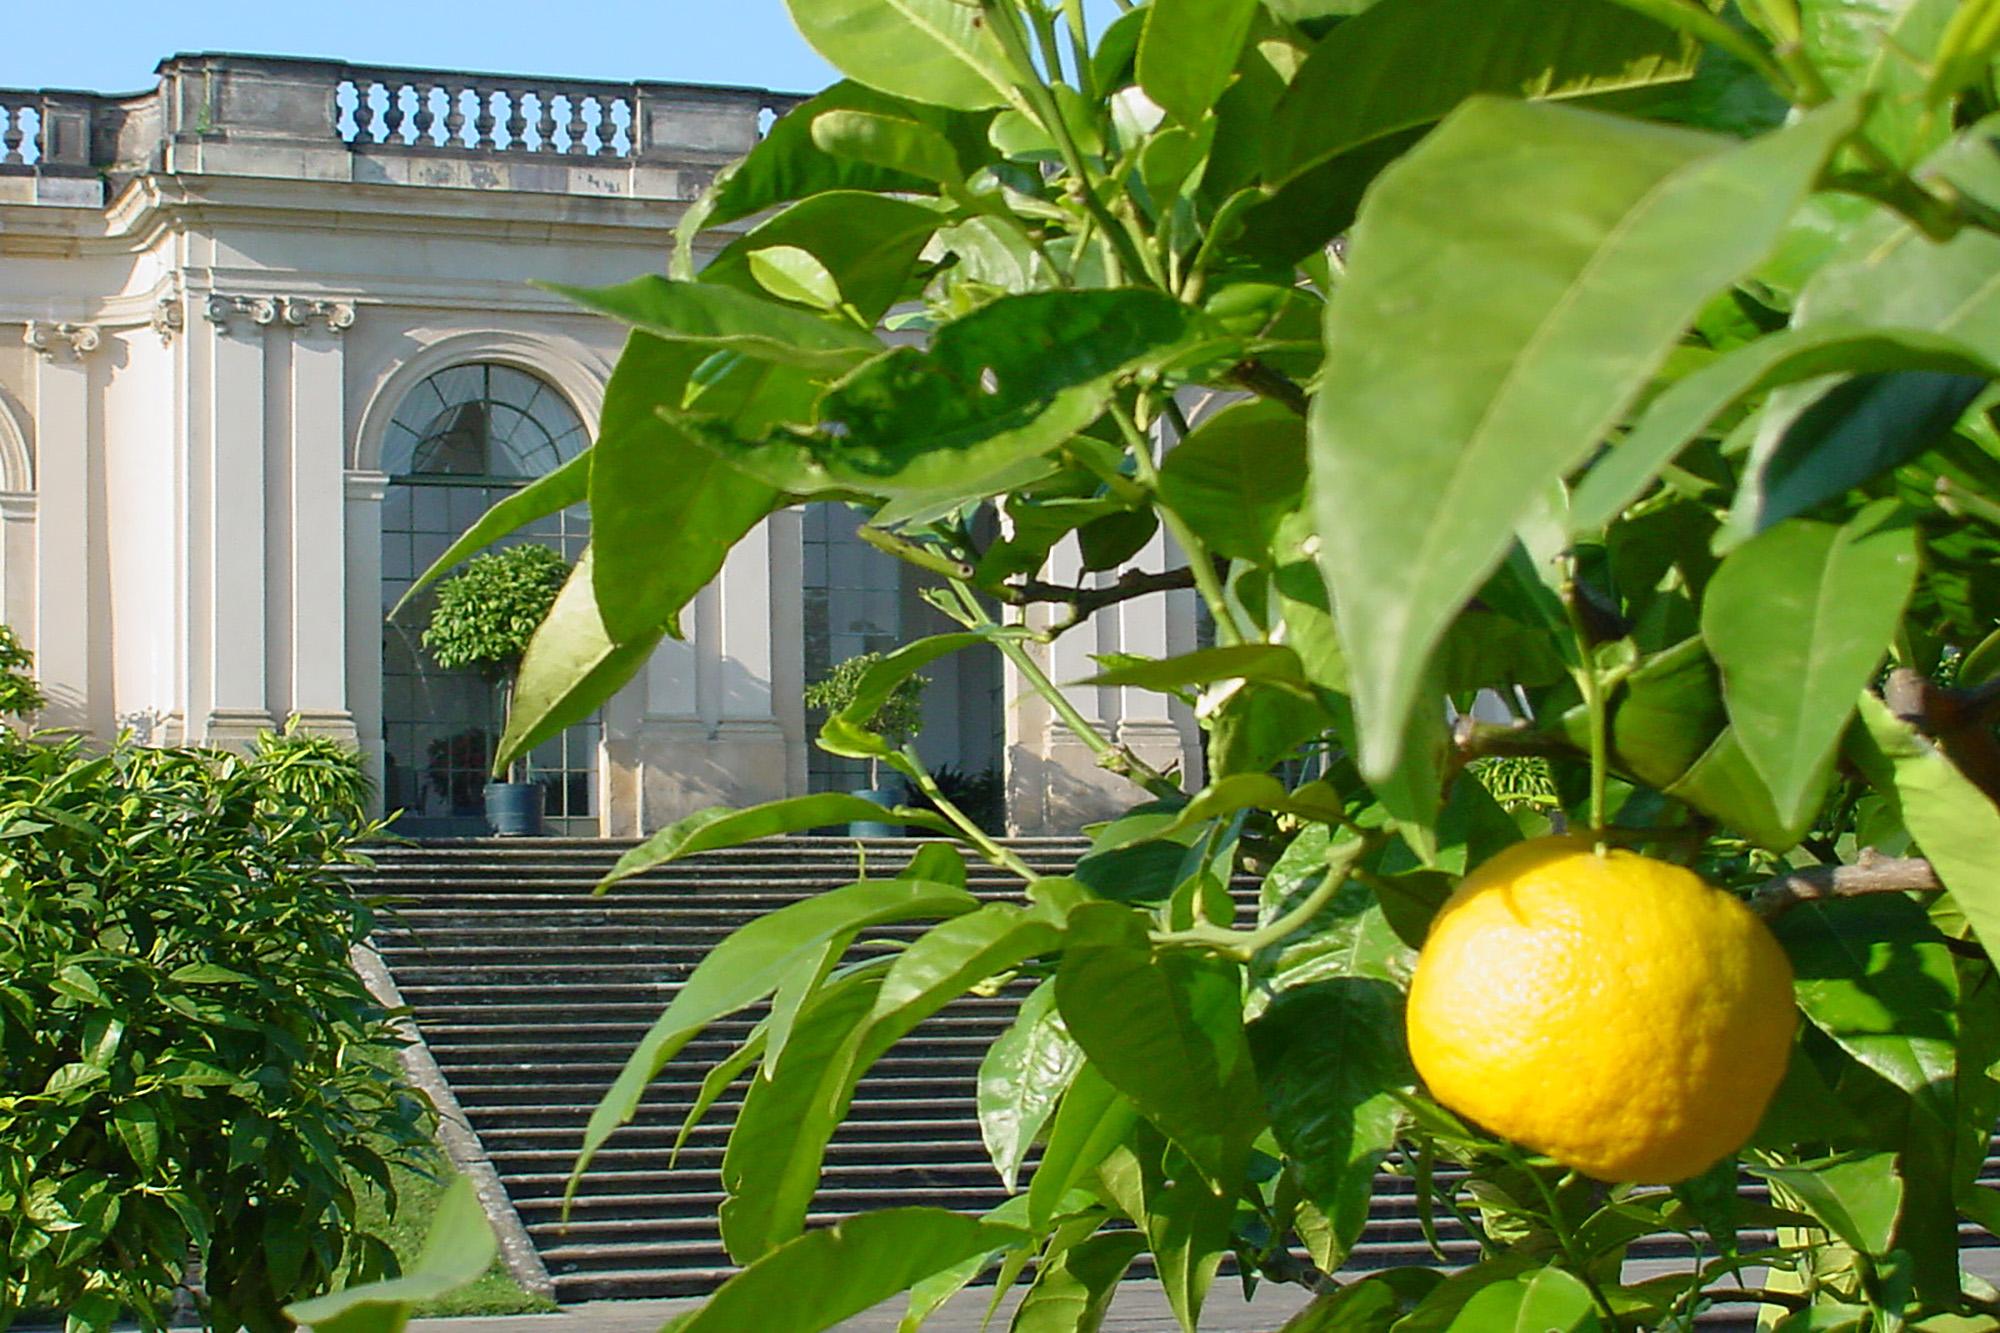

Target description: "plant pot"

left=848, top=785, right=904, bottom=838
left=484, top=781, right=545, bottom=837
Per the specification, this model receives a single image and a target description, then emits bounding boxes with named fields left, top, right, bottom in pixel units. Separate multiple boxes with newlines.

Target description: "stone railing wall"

left=0, top=55, right=801, bottom=195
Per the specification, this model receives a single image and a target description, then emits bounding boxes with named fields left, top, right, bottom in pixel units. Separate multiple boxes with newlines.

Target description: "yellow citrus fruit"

left=1405, top=836, right=1795, bottom=1183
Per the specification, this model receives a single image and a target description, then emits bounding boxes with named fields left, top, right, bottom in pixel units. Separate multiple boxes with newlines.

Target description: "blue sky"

left=2, top=0, right=842, bottom=96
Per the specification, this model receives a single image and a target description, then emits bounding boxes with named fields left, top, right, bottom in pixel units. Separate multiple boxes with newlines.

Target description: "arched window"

left=379, top=364, right=595, bottom=834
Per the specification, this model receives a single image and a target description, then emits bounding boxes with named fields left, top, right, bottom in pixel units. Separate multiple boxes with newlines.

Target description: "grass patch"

left=355, top=1153, right=559, bottom=1317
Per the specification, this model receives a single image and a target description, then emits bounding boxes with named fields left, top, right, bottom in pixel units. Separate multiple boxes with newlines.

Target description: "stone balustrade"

left=0, top=55, right=802, bottom=202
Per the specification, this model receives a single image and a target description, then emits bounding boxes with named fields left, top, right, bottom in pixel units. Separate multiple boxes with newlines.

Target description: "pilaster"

left=344, top=470, right=389, bottom=804
left=288, top=312, right=355, bottom=741
left=25, top=322, right=102, bottom=734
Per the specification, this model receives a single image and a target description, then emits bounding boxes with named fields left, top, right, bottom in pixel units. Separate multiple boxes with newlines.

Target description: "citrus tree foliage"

left=415, top=0, right=2000, bottom=1324
left=0, top=734, right=432, bottom=1332
left=805, top=652, right=929, bottom=752
left=0, top=625, right=43, bottom=720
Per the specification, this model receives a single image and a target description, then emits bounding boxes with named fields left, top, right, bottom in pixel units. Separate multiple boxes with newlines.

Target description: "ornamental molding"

left=202, top=293, right=355, bottom=335
left=23, top=321, right=102, bottom=361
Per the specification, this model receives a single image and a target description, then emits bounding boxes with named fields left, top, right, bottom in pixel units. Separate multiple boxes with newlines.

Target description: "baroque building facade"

left=0, top=54, right=1202, bottom=835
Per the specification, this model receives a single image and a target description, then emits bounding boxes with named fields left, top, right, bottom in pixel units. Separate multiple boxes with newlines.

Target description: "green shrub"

left=251, top=718, right=377, bottom=833
left=0, top=734, right=433, bottom=1332
left=420, top=545, right=569, bottom=680
left=0, top=623, right=44, bottom=720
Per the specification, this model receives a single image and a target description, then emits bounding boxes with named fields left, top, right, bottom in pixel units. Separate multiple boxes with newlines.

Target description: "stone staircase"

left=350, top=837, right=1991, bottom=1315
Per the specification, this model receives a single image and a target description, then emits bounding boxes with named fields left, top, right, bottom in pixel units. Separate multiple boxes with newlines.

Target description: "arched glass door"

left=378, top=364, right=596, bottom=834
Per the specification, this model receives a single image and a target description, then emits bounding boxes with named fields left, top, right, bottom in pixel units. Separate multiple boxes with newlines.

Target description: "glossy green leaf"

left=1446, top=1267, right=1604, bottom=1331
left=1081, top=644, right=1309, bottom=692
left=814, top=290, right=1192, bottom=494
left=722, top=906, right=1063, bottom=1258
left=1753, top=1152, right=1903, bottom=1257
left=1252, top=828, right=1412, bottom=992
left=284, top=1176, right=495, bottom=1328
left=1248, top=979, right=1412, bottom=1269
left=1571, top=325, right=1999, bottom=532
left=567, top=877, right=978, bottom=1200
left=784, top=0, right=1012, bottom=111
left=389, top=451, right=590, bottom=618
left=589, top=339, right=784, bottom=644
left=978, top=979, right=1083, bottom=1191
left=1801, top=0, right=1958, bottom=163
left=1931, top=0, right=2000, bottom=105
left=1264, top=0, right=1694, bottom=187
left=109, top=1102, right=160, bottom=1175
left=810, top=109, right=963, bottom=184
left=495, top=549, right=664, bottom=773
left=673, top=1018, right=770, bottom=1165
left=551, top=276, right=881, bottom=373
left=820, top=632, right=1003, bottom=758
left=1098, top=775, right=1346, bottom=850
left=1776, top=896, right=1957, bottom=1129
left=1055, top=903, right=1262, bottom=1190
left=1313, top=96, right=1860, bottom=779
left=679, top=82, right=992, bottom=248
left=1137, top=0, right=1260, bottom=126
left=1157, top=401, right=1308, bottom=562
left=1664, top=723, right=1808, bottom=850
left=664, top=1208, right=1028, bottom=1333
left=1027, top=1062, right=1139, bottom=1230
left=1009, top=1230, right=1148, bottom=1332
left=1146, top=1171, right=1237, bottom=1332
left=604, top=795, right=956, bottom=887
left=1703, top=505, right=1918, bottom=829
left=1851, top=693, right=2000, bottom=965
left=702, top=193, right=945, bottom=326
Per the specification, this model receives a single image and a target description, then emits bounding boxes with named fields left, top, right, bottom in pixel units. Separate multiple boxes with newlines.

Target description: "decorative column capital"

left=204, top=293, right=354, bottom=335
left=151, top=293, right=185, bottom=345
left=24, top=321, right=102, bottom=361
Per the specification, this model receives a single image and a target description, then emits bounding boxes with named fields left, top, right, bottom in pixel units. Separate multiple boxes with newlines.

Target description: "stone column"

left=1112, top=525, right=1195, bottom=788
left=287, top=302, right=356, bottom=739
left=196, top=296, right=275, bottom=747
left=24, top=322, right=103, bottom=735
left=344, top=470, right=389, bottom=805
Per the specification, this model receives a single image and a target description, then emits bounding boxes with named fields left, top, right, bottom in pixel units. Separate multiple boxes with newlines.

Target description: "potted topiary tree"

left=420, top=544, right=570, bottom=836
left=803, top=652, right=927, bottom=836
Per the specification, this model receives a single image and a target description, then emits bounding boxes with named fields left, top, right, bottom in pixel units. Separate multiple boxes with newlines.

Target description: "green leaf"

left=388, top=450, right=590, bottom=619
left=665, top=1209, right=1027, bottom=1333
left=1850, top=692, right=2000, bottom=966
left=284, top=1176, right=496, bottom=1328
left=820, top=632, right=1005, bottom=758
left=1753, top=1152, right=1903, bottom=1257
left=672, top=1019, right=769, bottom=1165
left=1931, top=0, right=2000, bottom=105
left=1008, top=1230, right=1148, bottom=1332
left=814, top=290, right=1193, bottom=494
left=681, top=83, right=992, bottom=246
left=552, top=276, right=881, bottom=373
left=703, top=193, right=946, bottom=326
left=1446, top=1267, right=1605, bottom=1331
left=1146, top=1171, right=1237, bottom=1332
left=1264, top=0, right=1695, bottom=187
left=1314, top=96, right=1860, bottom=779
left=567, top=877, right=978, bottom=1200
left=1571, top=325, right=1999, bottom=532
left=1137, top=0, right=1261, bottom=127
left=1801, top=0, right=1958, bottom=164
left=495, top=549, right=665, bottom=773
left=589, top=343, right=783, bottom=644
left=811, top=109, right=963, bottom=184
left=1055, top=903, right=1262, bottom=1191
left=1027, top=1062, right=1138, bottom=1230
left=1249, top=979, right=1412, bottom=1269
left=604, top=795, right=956, bottom=887
left=1098, top=775, right=1347, bottom=850
left=1702, top=504, right=1919, bottom=830
left=110, top=1102, right=161, bottom=1174
left=721, top=906, right=1064, bottom=1259
left=1157, top=401, right=1308, bottom=562
left=1776, top=896, right=1957, bottom=1127
left=1081, top=643, right=1309, bottom=692
left=784, top=0, right=1012, bottom=112
left=978, top=979, right=1083, bottom=1191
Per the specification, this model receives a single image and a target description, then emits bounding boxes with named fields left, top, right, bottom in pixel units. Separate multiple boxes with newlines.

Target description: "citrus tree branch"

left=990, top=566, right=1200, bottom=630
left=1751, top=851, right=1944, bottom=918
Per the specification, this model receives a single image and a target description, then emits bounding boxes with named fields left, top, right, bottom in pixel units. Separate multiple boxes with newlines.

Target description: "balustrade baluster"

left=382, top=83, right=407, bottom=143
left=351, top=82, right=375, bottom=143
left=443, top=86, right=468, bottom=147
left=504, top=88, right=527, bottom=150
left=473, top=85, right=497, bottom=148
left=534, top=93, right=557, bottom=154
left=2, top=108, right=22, bottom=166
left=592, top=96, right=614, bottom=156
left=565, top=95, right=588, bottom=155
left=413, top=83, right=437, bottom=145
